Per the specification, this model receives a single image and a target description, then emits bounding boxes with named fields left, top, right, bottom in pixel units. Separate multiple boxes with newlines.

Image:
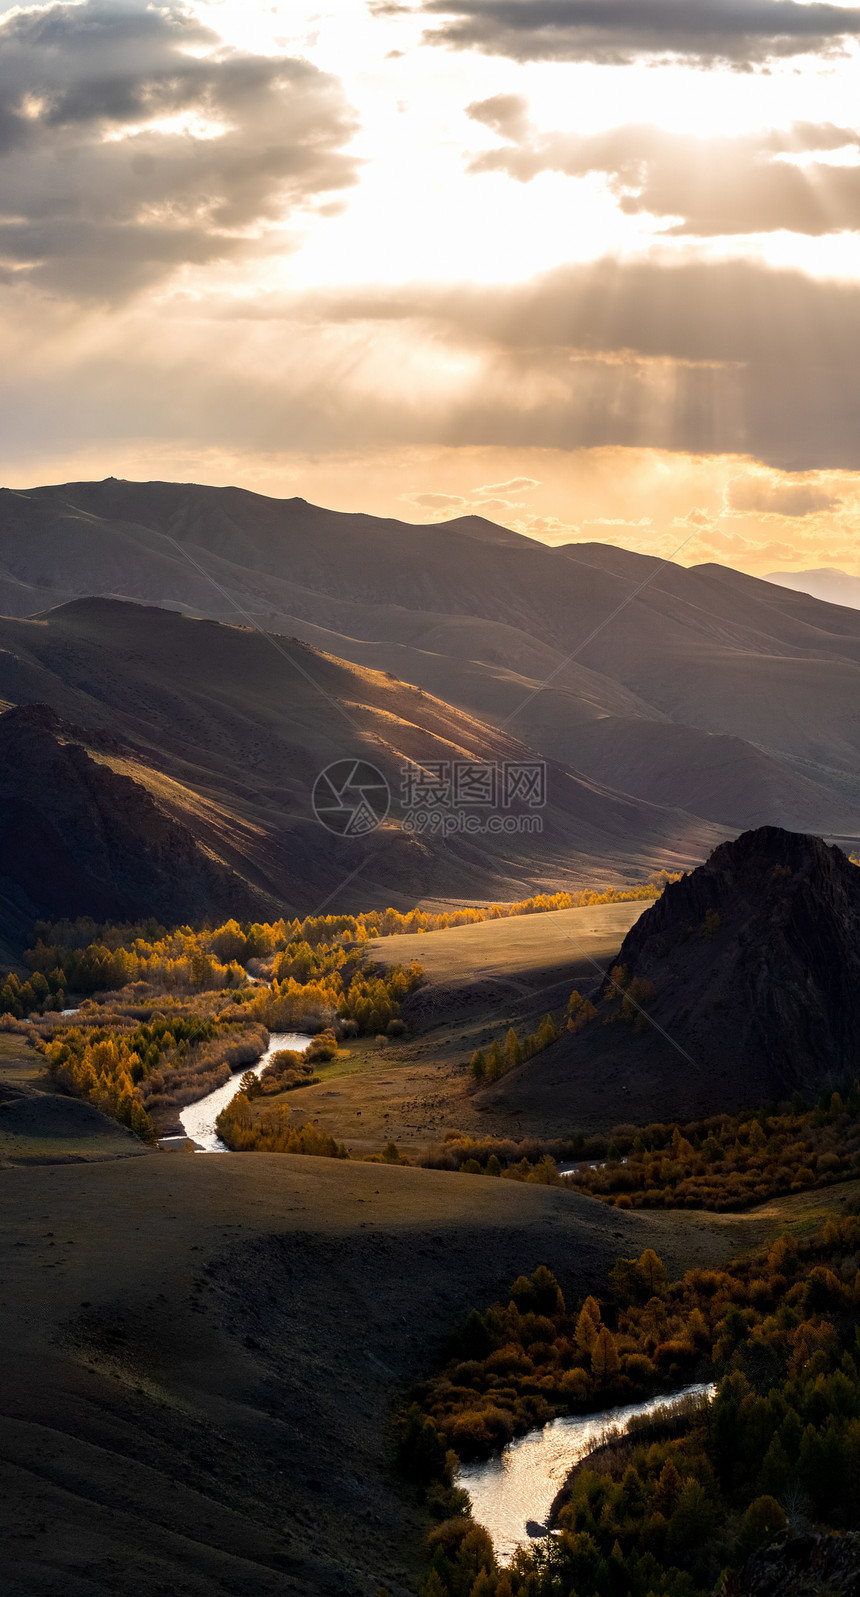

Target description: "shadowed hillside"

left=0, top=703, right=265, bottom=944
left=479, top=827, right=860, bottom=1129
left=0, top=1152, right=746, bottom=1596
left=0, top=480, right=859, bottom=837
left=0, top=601, right=719, bottom=944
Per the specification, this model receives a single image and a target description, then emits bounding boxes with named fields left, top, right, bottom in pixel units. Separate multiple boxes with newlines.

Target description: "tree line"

left=401, top=1211, right=860, bottom=1595
left=567, top=1086, right=860, bottom=1211
left=22, top=913, right=423, bottom=1141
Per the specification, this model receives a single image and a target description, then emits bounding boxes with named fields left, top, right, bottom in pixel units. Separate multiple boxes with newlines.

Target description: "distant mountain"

left=765, top=567, right=860, bottom=611
left=0, top=600, right=720, bottom=946
left=0, top=480, right=859, bottom=846
left=480, top=827, right=860, bottom=1127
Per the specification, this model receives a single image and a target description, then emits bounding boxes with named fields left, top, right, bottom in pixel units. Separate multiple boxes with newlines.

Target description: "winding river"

left=458, top=1382, right=714, bottom=1563
left=179, top=1031, right=313, bottom=1152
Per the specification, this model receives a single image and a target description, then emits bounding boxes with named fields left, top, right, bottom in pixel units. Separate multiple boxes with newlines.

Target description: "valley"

left=1, top=480, right=860, bottom=1596
left=0, top=1140, right=814, bottom=1597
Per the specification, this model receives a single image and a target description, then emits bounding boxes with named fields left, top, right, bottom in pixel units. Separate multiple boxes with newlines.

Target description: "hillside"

left=0, top=704, right=265, bottom=943
left=0, top=1151, right=749, bottom=1596
left=0, top=600, right=718, bottom=942
left=0, top=480, right=859, bottom=839
left=479, top=827, right=860, bottom=1129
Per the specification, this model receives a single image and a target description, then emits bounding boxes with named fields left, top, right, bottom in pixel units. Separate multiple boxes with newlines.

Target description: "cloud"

left=467, top=495, right=519, bottom=515
left=466, top=113, right=860, bottom=237
left=466, top=93, right=531, bottom=140
left=284, top=256, right=860, bottom=469
left=9, top=253, right=860, bottom=475
left=473, top=475, right=540, bottom=492
left=422, top=0, right=860, bottom=67
left=527, top=515, right=578, bottom=536
left=587, top=516, right=654, bottom=527
left=403, top=487, right=527, bottom=517
left=727, top=476, right=843, bottom=515
left=405, top=490, right=468, bottom=508
left=0, top=0, right=359, bottom=299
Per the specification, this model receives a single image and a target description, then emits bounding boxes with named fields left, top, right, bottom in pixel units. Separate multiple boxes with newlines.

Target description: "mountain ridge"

left=0, top=598, right=723, bottom=944
left=1, top=479, right=859, bottom=846
left=765, top=566, right=860, bottom=611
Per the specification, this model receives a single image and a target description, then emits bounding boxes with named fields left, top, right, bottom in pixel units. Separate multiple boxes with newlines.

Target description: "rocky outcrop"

left=717, top=1530, right=860, bottom=1596
left=608, top=826, right=860, bottom=1102
left=478, top=827, right=860, bottom=1126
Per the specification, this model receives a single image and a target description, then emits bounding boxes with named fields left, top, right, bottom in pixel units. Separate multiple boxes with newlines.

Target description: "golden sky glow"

left=1, top=0, right=860, bottom=576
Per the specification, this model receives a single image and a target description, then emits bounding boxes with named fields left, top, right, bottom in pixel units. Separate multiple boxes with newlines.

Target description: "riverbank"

left=458, top=1383, right=715, bottom=1563
left=178, top=1031, right=313, bottom=1151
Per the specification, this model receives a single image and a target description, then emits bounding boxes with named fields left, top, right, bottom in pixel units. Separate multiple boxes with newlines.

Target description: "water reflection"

left=458, top=1383, right=714, bottom=1563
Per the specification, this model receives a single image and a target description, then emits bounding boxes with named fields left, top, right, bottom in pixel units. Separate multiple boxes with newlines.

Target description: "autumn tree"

left=575, top=1296, right=601, bottom=1355
left=591, top=1325, right=620, bottom=1386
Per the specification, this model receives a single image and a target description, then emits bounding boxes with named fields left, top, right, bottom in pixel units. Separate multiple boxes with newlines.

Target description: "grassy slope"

left=0, top=1035, right=147, bottom=1166
left=287, top=902, right=646, bottom=1155
left=0, top=1151, right=780, bottom=1597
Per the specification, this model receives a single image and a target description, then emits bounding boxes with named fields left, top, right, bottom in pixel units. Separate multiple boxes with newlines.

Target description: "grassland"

left=0, top=1146, right=816, bottom=1597
left=5, top=894, right=857, bottom=1593
left=274, top=901, right=645, bottom=1155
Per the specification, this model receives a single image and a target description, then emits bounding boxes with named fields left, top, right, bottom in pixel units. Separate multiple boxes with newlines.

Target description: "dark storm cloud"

left=418, top=0, right=860, bottom=67
left=0, top=1, right=359, bottom=298
left=299, top=259, right=860, bottom=468
left=466, top=104, right=860, bottom=236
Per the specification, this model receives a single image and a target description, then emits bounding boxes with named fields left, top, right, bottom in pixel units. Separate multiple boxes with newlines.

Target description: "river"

left=178, top=1031, right=313, bottom=1152
left=457, top=1382, right=714, bottom=1562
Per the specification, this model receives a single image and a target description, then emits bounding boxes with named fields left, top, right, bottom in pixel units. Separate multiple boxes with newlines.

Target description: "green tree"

left=395, top=1404, right=447, bottom=1484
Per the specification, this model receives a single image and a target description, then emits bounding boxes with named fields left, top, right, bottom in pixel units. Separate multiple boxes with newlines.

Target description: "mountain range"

left=0, top=599, right=715, bottom=942
left=766, top=567, right=860, bottom=611
left=0, top=478, right=859, bottom=939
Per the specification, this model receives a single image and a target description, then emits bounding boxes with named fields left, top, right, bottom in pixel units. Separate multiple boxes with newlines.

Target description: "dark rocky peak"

left=607, top=825, right=860, bottom=1103
left=619, top=825, right=859, bottom=966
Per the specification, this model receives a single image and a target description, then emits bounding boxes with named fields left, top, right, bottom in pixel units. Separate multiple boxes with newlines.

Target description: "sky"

left=2, top=0, right=860, bottom=575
